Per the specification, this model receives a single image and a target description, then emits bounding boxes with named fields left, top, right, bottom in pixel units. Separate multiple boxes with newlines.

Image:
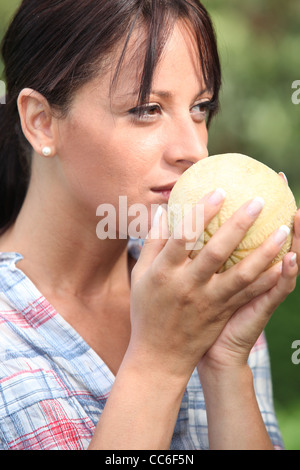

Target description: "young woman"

left=0, top=0, right=299, bottom=450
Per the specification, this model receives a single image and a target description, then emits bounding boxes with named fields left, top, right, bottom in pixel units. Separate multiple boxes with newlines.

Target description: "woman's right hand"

left=128, top=190, right=285, bottom=382
left=91, top=190, right=289, bottom=450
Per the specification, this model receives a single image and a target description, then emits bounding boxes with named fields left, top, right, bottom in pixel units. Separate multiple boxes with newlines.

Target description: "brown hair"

left=0, top=0, right=221, bottom=234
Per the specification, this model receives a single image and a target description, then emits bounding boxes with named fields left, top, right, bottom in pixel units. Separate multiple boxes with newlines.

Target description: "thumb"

left=278, top=172, right=288, bottom=185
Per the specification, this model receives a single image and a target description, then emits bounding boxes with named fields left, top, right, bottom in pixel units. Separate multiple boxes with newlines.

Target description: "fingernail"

left=279, top=172, right=288, bottom=185
left=152, top=205, right=163, bottom=228
left=208, top=188, right=226, bottom=205
left=246, top=197, right=265, bottom=217
left=273, top=225, right=290, bottom=245
left=290, top=253, right=297, bottom=267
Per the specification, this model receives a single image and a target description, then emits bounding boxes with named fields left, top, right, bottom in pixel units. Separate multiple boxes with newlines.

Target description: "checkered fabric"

left=0, top=250, right=284, bottom=450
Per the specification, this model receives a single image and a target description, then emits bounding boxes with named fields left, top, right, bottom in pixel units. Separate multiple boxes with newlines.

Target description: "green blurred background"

left=0, top=0, right=299, bottom=449
left=207, top=0, right=300, bottom=451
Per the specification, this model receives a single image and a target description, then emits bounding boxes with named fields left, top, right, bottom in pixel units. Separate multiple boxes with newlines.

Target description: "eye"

left=190, top=101, right=211, bottom=122
left=128, top=103, right=162, bottom=122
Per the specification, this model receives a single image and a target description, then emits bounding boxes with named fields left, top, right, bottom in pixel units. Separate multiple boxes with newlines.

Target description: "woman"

left=0, top=0, right=299, bottom=450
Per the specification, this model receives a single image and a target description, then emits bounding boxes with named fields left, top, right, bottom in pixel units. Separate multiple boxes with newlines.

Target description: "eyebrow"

left=118, top=87, right=210, bottom=101
left=152, top=88, right=208, bottom=97
left=152, top=88, right=211, bottom=102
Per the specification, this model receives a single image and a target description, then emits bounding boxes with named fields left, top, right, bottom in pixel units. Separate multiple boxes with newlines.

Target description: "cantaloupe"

left=168, top=153, right=297, bottom=271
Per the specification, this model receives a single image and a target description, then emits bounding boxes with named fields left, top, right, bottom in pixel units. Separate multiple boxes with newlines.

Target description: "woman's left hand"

left=280, top=171, right=300, bottom=272
left=291, top=206, right=300, bottom=272
left=198, top=197, right=300, bottom=373
left=194, top=172, right=300, bottom=451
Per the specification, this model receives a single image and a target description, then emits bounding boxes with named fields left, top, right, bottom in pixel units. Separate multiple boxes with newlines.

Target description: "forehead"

left=109, top=20, right=205, bottom=97
left=67, top=19, right=208, bottom=113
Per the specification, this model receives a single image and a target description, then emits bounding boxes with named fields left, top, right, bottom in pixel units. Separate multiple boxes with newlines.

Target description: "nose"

left=162, top=117, right=209, bottom=170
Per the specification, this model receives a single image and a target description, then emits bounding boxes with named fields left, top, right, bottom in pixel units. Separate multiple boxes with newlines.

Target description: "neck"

left=0, top=170, right=131, bottom=299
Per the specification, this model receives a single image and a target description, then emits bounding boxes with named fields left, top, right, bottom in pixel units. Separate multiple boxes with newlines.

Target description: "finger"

left=246, top=251, right=298, bottom=320
left=225, top=261, right=283, bottom=311
left=291, top=207, right=300, bottom=271
left=189, top=196, right=265, bottom=281
left=162, top=188, right=226, bottom=266
left=214, top=224, right=291, bottom=299
left=278, top=173, right=299, bottom=270
left=217, top=254, right=297, bottom=354
left=133, top=206, right=169, bottom=278
left=278, top=172, right=288, bottom=184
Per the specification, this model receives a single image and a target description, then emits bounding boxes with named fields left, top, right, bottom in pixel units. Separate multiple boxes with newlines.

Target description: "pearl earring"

left=42, top=146, right=52, bottom=157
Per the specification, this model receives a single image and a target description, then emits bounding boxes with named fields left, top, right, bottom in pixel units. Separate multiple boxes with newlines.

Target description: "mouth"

left=151, top=182, right=177, bottom=201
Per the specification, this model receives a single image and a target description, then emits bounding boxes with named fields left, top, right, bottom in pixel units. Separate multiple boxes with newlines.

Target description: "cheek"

left=56, top=117, right=155, bottom=209
left=56, top=121, right=117, bottom=208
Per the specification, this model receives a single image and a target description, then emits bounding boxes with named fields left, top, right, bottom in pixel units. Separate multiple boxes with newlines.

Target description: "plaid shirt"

left=0, top=250, right=284, bottom=450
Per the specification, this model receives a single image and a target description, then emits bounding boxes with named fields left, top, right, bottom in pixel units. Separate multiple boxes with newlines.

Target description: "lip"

left=151, top=182, right=177, bottom=203
left=151, top=182, right=177, bottom=193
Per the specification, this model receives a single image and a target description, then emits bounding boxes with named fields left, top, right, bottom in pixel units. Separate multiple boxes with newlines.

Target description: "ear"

left=17, top=88, right=58, bottom=157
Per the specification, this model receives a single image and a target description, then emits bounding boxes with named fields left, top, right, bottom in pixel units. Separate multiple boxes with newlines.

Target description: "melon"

left=168, top=153, right=297, bottom=271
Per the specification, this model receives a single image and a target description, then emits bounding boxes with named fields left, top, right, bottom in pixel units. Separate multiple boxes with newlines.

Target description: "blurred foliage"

left=207, top=0, right=300, bottom=200
left=206, top=0, right=300, bottom=450
left=0, top=0, right=300, bottom=450
left=0, top=0, right=20, bottom=79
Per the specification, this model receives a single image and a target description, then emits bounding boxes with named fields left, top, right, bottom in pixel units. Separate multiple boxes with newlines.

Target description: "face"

left=55, top=21, right=213, bottom=238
